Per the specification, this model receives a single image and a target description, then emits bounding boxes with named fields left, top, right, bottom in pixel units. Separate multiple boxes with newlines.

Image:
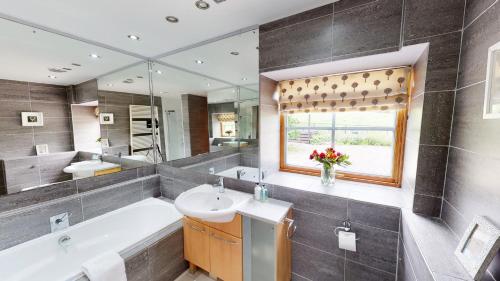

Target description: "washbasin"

left=174, top=184, right=252, bottom=223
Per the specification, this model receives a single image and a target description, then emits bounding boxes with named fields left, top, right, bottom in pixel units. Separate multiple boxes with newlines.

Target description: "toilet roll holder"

left=334, top=219, right=360, bottom=240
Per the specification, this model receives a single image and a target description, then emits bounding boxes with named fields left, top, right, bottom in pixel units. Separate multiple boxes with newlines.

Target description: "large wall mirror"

left=152, top=29, right=260, bottom=181
left=0, top=18, right=152, bottom=196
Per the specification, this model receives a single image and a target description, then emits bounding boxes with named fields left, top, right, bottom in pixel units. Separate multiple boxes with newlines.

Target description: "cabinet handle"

left=187, top=223, right=206, bottom=233
left=211, top=233, right=238, bottom=244
left=285, top=218, right=296, bottom=239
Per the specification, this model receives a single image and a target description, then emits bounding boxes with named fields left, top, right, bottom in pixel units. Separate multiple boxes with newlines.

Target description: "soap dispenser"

left=254, top=183, right=262, bottom=201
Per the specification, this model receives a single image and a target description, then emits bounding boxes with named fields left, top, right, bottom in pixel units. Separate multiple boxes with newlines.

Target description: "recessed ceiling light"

left=195, top=0, right=210, bottom=10
left=195, top=60, right=204, bottom=64
left=242, top=77, right=248, bottom=81
left=165, top=16, right=179, bottom=23
left=230, top=51, right=239, bottom=56
left=72, top=63, right=82, bottom=67
left=127, top=34, right=140, bottom=41
left=89, top=53, right=100, bottom=59
left=207, top=83, right=211, bottom=87
left=136, top=75, right=144, bottom=79
left=48, top=75, right=57, bottom=79
left=156, top=70, right=162, bottom=75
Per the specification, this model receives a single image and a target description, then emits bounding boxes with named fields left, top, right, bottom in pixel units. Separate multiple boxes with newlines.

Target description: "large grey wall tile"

left=0, top=180, right=76, bottom=213
left=291, top=273, right=311, bottom=281
left=414, top=145, right=449, bottom=197
left=143, top=176, right=160, bottom=198
left=0, top=197, right=83, bottom=251
left=259, top=14, right=333, bottom=71
left=39, top=152, right=77, bottom=184
left=31, top=102, right=70, bottom=118
left=29, top=84, right=69, bottom=104
left=444, top=147, right=500, bottom=228
left=126, top=249, right=151, bottom=281
left=458, top=2, right=500, bottom=87
left=0, top=133, right=34, bottom=158
left=160, top=176, right=198, bottom=200
left=81, top=181, right=142, bottom=220
left=274, top=186, right=347, bottom=219
left=419, top=92, right=455, bottom=145
left=400, top=219, right=434, bottom=281
left=0, top=100, right=30, bottom=117
left=334, top=0, right=378, bottom=13
left=260, top=4, right=333, bottom=33
left=412, top=193, right=442, bottom=217
left=346, top=223, right=399, bottom=273
left=348, top=200, right=400, bottom=232
left=0, top=79, right=29, bottom=101
left=345, top=260, right=395, bottom=281
left=332, top=0, right=402, bottom=57
left=3, top=157, right=40, bottom=192
left=157, top=164, right=207, bottom=185
left=76, top=168, right=138, bottom=193
left=292, top=209, right=345, bottom=257
left=451, top=82, right=500, bottom=157
left=405, top=32, right=462, bottom=92
left=404, top=0, right=465, bottom=40
left=292, top=241, right=344, bottom=281
left=441, top=199, right=468, bottom=238
left=34, top=131, right=73, bottom=151
left=148, top=229, right=187, bottom=281
left=464, top=0, right=497, bottom=28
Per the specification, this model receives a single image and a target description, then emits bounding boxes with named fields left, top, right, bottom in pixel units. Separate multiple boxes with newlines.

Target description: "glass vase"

left=321, top=165, right=336, bottom=186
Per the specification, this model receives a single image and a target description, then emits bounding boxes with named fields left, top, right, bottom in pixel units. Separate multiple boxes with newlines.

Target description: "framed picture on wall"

left=21, top=112, right=44, bottom=126
left=455, top=216, right=500, bottom=280
left=99, top=113, right=114, bottom=125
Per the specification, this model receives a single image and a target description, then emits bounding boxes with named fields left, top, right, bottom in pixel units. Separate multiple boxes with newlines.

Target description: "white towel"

left=82, top=251, right=127, bottom=281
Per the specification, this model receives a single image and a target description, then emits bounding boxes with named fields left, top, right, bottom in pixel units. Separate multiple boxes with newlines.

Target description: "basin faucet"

left=214, top=177, right=225, bottom=193
left=58, top=234, right=72, bottom=252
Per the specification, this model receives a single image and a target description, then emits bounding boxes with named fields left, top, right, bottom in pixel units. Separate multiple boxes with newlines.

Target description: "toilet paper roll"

left=338, top=231, right=357, bottom=252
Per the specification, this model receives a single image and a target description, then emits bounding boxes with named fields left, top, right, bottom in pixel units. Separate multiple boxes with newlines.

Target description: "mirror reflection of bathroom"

left=0, top=18, right=151, bottom=195
left=153, top=30, right=260, bottom=181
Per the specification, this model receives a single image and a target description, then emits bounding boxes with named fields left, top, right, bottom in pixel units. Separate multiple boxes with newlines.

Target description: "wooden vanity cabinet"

left=183, top=215, right=243, bottom=281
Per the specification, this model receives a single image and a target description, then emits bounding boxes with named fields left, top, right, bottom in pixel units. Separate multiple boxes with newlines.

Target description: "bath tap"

left=213, top=177, right=225, bottom=193
left=236, top=169, right=246, bottom=179
left=58, top=235, right=72, bottom=251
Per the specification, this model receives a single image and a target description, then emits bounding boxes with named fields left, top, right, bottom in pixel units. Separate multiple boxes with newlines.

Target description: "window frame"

left=279, top=109, right=407, bottom=187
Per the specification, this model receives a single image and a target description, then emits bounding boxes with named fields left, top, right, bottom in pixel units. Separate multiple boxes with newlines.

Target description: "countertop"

left=237, top=198, right=292, bottom=225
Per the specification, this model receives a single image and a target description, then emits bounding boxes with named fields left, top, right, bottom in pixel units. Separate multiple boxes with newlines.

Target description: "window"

left=280, top=110, right=406, bottom=186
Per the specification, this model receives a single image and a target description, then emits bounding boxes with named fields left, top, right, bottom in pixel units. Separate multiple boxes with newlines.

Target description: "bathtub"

left=0, top=198, right=182, bottom=281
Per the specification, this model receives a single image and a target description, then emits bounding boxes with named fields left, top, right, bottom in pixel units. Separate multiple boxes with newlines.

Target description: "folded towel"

left=82, top=251, right=127, bottom=281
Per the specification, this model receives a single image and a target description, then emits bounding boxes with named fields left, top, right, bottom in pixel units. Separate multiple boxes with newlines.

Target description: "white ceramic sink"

left=174, top=184, right=252, bottom=223
left=63, top=160, right=120, bottom=179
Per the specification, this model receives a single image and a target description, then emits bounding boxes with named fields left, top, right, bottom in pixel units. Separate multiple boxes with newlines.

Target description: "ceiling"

left=0, top=0, right=332, bottom=57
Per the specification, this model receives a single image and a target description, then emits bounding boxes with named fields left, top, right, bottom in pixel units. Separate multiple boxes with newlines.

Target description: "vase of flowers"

left=310, top=148, right=351, bottom=186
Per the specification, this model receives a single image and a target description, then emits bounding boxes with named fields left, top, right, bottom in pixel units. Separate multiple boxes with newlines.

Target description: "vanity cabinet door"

left=183, top=217, right=210, bottom=271
left=209, top=228, right=242, bottom=281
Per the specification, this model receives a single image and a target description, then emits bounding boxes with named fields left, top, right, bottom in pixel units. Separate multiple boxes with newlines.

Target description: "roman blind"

left=278, top=67, right=411, bottom=113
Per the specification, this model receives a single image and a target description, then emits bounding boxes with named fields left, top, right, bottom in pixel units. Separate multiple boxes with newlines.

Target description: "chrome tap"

left=213, top=177, right=225, bottom=193
left=58, top=235, right=72, bottom=251
left=236, top=169, right=246, bottom=179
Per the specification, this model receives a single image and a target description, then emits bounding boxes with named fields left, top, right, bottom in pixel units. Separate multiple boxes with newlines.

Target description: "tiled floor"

left=175, top=270, right=215, bottom=281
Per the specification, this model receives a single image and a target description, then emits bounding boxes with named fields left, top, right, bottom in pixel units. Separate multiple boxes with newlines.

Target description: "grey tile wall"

left=0, top=173, right=160, bottom=251
left=443, top=0, right=500, bottom=279
left=0, top=79, right=74, bottom=159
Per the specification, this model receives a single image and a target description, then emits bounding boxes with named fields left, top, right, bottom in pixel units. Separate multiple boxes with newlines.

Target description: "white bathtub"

left=0, top=198, right=182, bottom=281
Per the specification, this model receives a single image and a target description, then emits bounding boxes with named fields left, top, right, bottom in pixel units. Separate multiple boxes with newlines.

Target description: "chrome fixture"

left=89, top=53, right=100, bottom=59
left=236, top=169, right=246, bottom=179
left=230, top=51, right=239, bottom=56
left=58, top=235, right=72, bottom=251
left=195, top=59, right=204, bottom=64
left=213, top=177, right=225, bottom=193
left=50, top=212, right=71, bottom=232
left=195, top=0, right=210, bottom=10
left=165, top=16, right=179, bottom=23
left=127, top=34, right=140, bottom=41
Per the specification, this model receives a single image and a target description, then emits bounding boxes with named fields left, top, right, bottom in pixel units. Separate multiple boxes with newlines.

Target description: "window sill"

left=263, top=171, right=405, bottom=208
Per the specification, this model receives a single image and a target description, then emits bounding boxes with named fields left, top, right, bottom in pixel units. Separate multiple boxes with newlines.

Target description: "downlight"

left=195, top=0, right=210, bottom=10
left=166, top=16, right=179, bottom=23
